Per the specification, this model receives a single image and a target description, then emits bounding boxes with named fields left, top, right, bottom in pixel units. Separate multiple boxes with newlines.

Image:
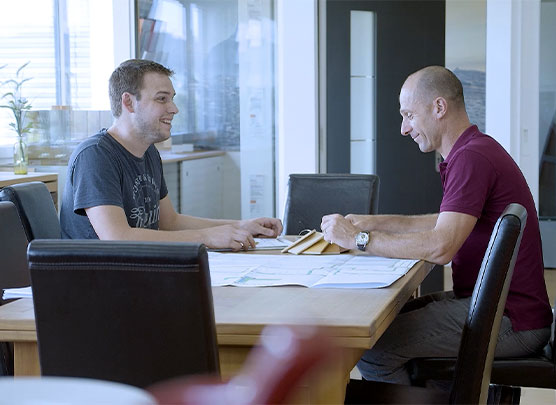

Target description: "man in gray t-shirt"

left=61, top=59, right=282, bottom=250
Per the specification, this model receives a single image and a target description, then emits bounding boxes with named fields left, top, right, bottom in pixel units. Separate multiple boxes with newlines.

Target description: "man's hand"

left=239, top=217, right=283, bottom=238
left=321, top=214, right=360, bottom=250
left=203, top=224, right=257, bottom=251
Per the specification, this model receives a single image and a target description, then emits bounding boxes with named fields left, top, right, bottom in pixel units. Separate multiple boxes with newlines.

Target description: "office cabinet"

left=180, top=156, right=223, bottom=218
left=162, top=162, right=180, bottom=212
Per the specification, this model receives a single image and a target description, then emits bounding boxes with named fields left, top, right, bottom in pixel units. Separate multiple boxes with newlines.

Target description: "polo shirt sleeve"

left=440, top=149, right=497, bottom=218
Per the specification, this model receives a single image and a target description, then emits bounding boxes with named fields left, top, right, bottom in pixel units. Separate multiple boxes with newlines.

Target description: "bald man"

left=321, top=66, right=552, bottom=385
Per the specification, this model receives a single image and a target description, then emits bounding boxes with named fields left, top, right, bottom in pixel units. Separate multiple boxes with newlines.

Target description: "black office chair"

left=409, top=311, right=556, bottom=395
left=409, top=237, right=555, bottom=400
left=488, top=307, right=556, bottom=389
left=0, top=201, right=31, bottom=376
left=0, top=181, right=61, bottom=240
left=345, top=203, right=528, bottom=404
left=28, top=240, right=220, bottom=388
left=282, top=173, right=380, bottom=235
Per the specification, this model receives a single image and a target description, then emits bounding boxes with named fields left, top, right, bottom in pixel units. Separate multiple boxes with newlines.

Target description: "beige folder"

left=281, top=230, right=349, bottom=255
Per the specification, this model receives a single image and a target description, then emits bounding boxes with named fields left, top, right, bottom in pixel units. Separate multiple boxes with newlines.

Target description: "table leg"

left=13, top=341, right=40, bottom=376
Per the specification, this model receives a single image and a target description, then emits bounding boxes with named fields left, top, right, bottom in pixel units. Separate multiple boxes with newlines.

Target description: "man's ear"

left=433, top=96, right=447, bottom=118
left=121, top=92, right=135, bottom=114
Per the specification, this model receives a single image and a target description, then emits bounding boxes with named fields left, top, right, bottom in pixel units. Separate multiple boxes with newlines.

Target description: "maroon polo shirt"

left=439, top=125, right=552, bottom=331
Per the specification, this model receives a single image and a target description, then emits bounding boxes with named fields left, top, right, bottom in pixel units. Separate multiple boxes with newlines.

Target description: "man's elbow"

left=428, top=254, right=452, bottom=266
left=94, top=226, right=132, bottom=241
left=427, top=243, right=456, bottom=265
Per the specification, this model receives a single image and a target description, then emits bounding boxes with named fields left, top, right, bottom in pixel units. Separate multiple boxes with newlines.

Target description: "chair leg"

left=488, top=384, right=521, bottom=405
left=0, top=342, right=14, bottom=376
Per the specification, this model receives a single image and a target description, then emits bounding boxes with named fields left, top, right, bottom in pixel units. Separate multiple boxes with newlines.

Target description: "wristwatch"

left=355, top=231, right=370, bottom=251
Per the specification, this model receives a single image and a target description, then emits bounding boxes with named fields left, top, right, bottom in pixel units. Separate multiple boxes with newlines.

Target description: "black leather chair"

left=0, top=201, right=31, bottom=292
left=0, top=181, right=61, bottom=241
left=345, top=203, right=528, bottom=404
left=0, top=201, right=31, bottom=376
left=409, top=233, right=555, bottom=400
left=282, top=173, right=380, bottom=235
left=488, top=308, right=555, bottom=389
left=28, top=240, right=220, bottom=388
left=409, top=310, right=556, bottom=394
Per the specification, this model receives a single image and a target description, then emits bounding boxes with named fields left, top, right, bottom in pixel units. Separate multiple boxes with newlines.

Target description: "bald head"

left=405, top=66, right=465, bottom=111
left=399, top=66, right=471, bottom=157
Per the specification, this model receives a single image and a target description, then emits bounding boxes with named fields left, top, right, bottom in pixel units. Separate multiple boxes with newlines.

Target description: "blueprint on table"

left=208, top=252, right=419, bottom=289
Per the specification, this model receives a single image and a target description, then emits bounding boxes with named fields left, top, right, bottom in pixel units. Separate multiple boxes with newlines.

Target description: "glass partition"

left=137, top=0, right=276, bottom=218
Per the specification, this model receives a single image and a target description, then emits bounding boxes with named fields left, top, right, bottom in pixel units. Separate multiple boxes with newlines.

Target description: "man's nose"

left=170, top=101, right=179, bottom=114
left=401, top=120, right=411, bottom=136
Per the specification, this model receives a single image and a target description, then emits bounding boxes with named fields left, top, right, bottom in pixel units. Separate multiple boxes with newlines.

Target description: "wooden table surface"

left=0, top=258, right=433, bottom=403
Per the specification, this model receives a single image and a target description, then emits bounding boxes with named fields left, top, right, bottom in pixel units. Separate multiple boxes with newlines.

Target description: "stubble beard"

left=135, top=115, right=170, bottom=145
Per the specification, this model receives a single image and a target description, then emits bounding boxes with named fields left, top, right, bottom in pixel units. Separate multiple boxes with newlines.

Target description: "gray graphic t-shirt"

left=60, top=129, right=168, bottom=239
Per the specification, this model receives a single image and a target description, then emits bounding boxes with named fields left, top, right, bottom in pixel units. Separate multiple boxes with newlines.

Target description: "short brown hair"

left=410, top=66, right=465, bottom=109
left=109, top=59, right=174, bottom=117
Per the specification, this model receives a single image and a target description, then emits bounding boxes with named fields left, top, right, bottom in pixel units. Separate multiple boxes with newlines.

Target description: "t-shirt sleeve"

left=440, top=149, right=496, bottom=218
left=70, top=146, right=124, bottom=215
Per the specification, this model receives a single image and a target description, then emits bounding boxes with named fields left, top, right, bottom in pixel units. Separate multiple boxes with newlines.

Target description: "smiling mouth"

left=160, top=119, right=172, bottom=126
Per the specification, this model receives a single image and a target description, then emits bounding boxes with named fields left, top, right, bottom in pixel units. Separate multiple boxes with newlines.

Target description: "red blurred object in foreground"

left=147, top=325, right=337, bottom=405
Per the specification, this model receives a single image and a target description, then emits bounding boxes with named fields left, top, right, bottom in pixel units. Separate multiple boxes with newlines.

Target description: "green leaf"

left=17, top=77, right=32, bottom=88
left=16, top=61, right=30, bottom=77
left=2, top=79, right=19, bottom=88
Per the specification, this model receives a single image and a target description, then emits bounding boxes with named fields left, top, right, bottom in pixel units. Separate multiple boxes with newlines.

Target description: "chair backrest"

left=28, top=240, right=220, bottom=388
left=450, top=203, right=527, bottom=404
left=282, top=173, right=380, bottom=235
left=0, top=181, right=61, bottom=240
left=0, top=201, right=30, bottom=291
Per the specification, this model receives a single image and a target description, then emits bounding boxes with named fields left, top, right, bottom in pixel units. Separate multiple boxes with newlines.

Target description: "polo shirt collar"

left=439, top=125, right=479, bottom=172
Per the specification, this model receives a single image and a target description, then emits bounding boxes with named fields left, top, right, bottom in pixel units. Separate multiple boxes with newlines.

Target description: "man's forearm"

left=353, top=213, right=438, bottom=233
left=99, top=225, right=209, bottom=243
left=165, top=213, right=237, bottom=231
left=366, top=228, right=449, bottom=264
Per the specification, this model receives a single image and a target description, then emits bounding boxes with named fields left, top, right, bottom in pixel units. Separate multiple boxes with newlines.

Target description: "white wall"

left=275, top=0, right=319, bottom=219
left=486, top=0, right=540, bottom=207
left=113, top=0, right=136, bottom=65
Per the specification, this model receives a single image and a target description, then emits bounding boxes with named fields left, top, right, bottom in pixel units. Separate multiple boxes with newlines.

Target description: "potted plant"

left=1, top=62, right=33, bottom=174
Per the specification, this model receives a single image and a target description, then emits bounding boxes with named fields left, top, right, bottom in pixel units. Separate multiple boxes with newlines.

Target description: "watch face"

left=356, top=232, right=369, bottom=246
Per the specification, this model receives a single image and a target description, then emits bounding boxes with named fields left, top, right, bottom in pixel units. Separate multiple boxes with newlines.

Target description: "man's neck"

left=440, top=118, right=472, bottom=159
left=106, top=123, right=150, bottom=158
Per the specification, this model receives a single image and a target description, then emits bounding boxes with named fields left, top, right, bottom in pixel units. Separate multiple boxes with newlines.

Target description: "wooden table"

left=0, top=260, right=432, bottom=404
left=0, top=172, right=58, bottom=210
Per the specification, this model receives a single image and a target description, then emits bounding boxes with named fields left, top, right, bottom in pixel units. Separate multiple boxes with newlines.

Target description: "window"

left=0, top=0, right=115, bottom=162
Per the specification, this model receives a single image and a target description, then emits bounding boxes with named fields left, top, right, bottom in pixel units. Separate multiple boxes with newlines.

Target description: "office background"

left=0, top=0, right=555, bottom=231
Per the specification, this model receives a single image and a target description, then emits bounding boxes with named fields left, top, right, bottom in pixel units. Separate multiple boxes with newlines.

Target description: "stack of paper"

left=3, top=286, right=32, bottom=300
left=208, top=252, right=418, bottom=289
left=253, top=237, right=293, bottom=250
left=210, top=237, right=293, bottom=252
